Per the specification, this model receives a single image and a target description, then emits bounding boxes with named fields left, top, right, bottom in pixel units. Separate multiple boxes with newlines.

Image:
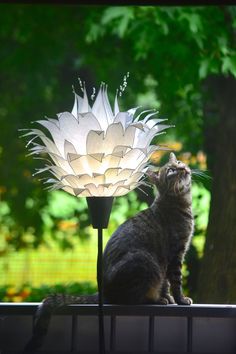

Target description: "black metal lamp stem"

left=97, top=227, right=105, bottom=354
left=86, top=197, right=113, bottom=354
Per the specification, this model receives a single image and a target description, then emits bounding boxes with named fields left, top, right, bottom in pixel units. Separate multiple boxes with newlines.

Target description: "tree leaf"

left=101, top=7, right=134, bottom=38
left=221, top=55, right=236, bottom=77
left=199, top=59, right=210, bottom=79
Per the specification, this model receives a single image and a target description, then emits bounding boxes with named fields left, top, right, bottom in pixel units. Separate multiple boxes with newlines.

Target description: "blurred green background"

left=0, top=4, right=236, bottom=303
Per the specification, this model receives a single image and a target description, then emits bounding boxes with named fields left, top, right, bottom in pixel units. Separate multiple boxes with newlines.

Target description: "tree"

left=0, top=4, right=98, bottom=249
left=85, top=5, right=236, bottom=302
left=198, top=75, right=236, bottom=302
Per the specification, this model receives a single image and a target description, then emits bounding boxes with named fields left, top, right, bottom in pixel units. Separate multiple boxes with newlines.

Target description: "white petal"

left=80, top=112, right=102, bottom=131
left=64, top=140, right=77, bottom=158
left=112, top=145, right=130, bottom=156
left=47, top=165, right=68, bottom=180
left=36, top=119, right=65, bottom=156
left=78, top=112, right=102, bottom=152
left=133, top=127, right=164, bottom=149
left=71, top=93, right=78, bottom=118
left=114, top=92, right=120, bottom=116
left=84, top=183, right=105, bottom=196
left=48, top=152, right=74, bottom=174
left=145, top=118, right=167, bottom=127
left=75, top=188, right=92, bottom=197
left=99, top=154, right=122, bottom=173
left=71, top=93, right=83, bottom=117
left=61, top=175, right=82, bottom=188
left=46, top=118, right=60, bottom=127
left=68, top=153, right=122, bottom=177
left=103, top=85, right=114, bottom=124
left=58, top=112, right=85, bottom=153
left=114, top=112, right=131, bottom=129
left=67, top=153, right=82, bottom=162
left=88, top=153, right=104, bottom=162
left=155, top=124, right=173, bottom=133
left=86, top=130, right=105, bottom=155
left=104, top=180, right=127, bottom=196
left=142, top=111, right=158, bottom=123
left=117, top=168, right=134, bottom=180
left=134, top=161, right=149, bottom=174
left=111, top=151, right=124, bottom=158
left=103, top=168, right=121, bottom=184
left=104, top=123, right=124, bottom=154
left=69, top=155, right=93, bottom=175
left=92, top=85, right=109, bottom=130
left=75, top=173, right=94, bottom=186
left=131, top=122, right=145, bottom=131
left=127, top=106, right=141, bottom=118
left=79, top=112, right=102, bottom=131
left=122, top=125, right=136, bottom=148
left=40, top=136, right=62, bottom=156
left=134, top=109, right=154, bottom=122
left=81, top=86, right=90, bottom=113
left=63, top=185, right=77, bottom=196
left=24, top=129, right=61, bottom=156
left=125, top=171, right=143, bottom=184
left=120, top=149, right=146, bottom=169
left=113, top=184, right=132, bottom=196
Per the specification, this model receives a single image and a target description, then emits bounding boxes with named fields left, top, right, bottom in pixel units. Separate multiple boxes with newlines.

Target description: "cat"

left=24, top=152, right=193, bottom=352
left=103, top=152, right=193, bottom=305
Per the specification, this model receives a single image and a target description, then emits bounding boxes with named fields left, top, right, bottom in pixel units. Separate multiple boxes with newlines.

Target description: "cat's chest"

left=165, top=208, right=193, bottom=243
left=166, top=210, right=193, bottom=255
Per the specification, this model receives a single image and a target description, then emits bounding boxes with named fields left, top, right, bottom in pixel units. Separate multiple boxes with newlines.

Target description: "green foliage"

left=0, top=282, right=97, bottom=302
left=0, top=3, right=234, bottom=283
left=84, top=5, right=236, bottom=158
left=184, top=182, right=210, bottom=299
left=41, top=191, right=91, bottom=248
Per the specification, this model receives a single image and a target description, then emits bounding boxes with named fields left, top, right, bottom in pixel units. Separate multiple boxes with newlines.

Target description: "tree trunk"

left=197, top=75, right=236, bottom=303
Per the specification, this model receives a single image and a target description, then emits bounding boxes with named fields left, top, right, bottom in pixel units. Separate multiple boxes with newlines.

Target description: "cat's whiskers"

left=137, top=186, right=149, bottom=196
left=191, top=169, right=212, bottom=181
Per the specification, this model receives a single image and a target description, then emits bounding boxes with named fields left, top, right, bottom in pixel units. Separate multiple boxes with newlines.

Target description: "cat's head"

left=147, top=152, right=191, bottom=196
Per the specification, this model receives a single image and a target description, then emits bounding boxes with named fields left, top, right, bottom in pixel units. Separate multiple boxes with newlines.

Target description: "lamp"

left=23, top=79, right=171, bottom=353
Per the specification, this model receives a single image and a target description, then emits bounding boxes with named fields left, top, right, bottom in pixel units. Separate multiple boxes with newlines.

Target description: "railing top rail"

left=1, top=303, right=236, bottom=318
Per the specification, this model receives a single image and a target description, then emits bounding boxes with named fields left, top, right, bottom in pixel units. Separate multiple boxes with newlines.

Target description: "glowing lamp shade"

left=24, top=83, right=170, bottom=197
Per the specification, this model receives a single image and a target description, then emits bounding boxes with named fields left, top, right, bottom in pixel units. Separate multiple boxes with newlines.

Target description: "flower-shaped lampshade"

left=24, top=83, right=170, bottom=197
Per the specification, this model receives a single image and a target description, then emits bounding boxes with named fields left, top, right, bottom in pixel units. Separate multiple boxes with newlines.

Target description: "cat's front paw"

left=156, top=297, right=169, bottom=305
left=165, top=294, right=176, bottom=304
left=176, top=296, right=192, bottom=305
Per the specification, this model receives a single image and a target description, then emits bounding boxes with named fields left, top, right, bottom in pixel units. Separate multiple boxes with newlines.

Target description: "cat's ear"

left=146, top=169, right=160, bottom=185
left=169, top=152, right=177, bottom=163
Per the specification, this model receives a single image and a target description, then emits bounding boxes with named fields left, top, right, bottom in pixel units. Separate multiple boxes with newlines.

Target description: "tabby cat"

left=24, top=152, right=193, bottom=351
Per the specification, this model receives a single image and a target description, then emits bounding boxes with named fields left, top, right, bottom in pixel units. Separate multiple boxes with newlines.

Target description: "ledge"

left=0, top=303, right=236, bottom=353
left=1, top=302, right=236, bottom=316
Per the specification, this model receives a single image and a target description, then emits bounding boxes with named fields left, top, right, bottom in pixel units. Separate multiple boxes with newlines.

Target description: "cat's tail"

left=23, top=293, right=98, bottom=353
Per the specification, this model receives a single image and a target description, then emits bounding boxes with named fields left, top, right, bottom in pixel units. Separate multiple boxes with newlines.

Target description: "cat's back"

left=108, top=206, right=155, bottom=242
left=103, top=206, right=160, bottom=264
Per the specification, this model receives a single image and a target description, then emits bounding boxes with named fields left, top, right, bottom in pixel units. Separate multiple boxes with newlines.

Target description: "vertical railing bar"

left=148, top=315, right=155, bottom=353
left=70, top=314, right=78, bottom=352
left=187, top=315, right=193, bottom=353
left=110, top=315, right=116, bottom=352
left=0, top=316, right=6, bottom=352
left=31, top=315, right=34, bottom=333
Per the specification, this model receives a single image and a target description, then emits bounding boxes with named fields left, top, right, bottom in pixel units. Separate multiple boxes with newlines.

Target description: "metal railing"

left=0, top=303, right=236, bottom=353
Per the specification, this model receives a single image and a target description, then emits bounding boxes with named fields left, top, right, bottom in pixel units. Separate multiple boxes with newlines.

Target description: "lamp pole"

left=86, top=197, right=114, bottom=354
